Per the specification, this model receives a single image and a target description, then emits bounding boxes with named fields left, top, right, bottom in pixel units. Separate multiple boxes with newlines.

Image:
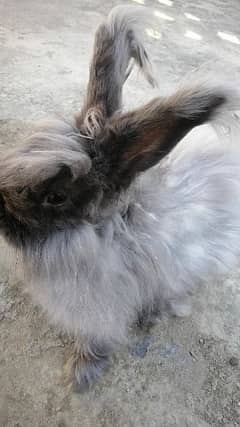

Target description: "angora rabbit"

left=1, top=6, right=240, bottom=392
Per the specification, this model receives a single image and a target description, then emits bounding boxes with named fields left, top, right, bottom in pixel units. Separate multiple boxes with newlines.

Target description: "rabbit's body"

left=21, top=122, right=240, bottom=347
left=1, top=5, right=240, bottom=391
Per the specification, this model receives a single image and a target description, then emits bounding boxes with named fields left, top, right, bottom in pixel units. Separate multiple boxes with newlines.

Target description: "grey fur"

left=21, top=122, right=240, bottom=343
left=1, top=6, right=240, bottom=391
left=0, top=122, right=91, bottom=188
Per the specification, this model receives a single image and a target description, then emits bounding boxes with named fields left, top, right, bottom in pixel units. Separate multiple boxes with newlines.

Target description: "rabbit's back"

left=134, top=124, right=240, bottom=300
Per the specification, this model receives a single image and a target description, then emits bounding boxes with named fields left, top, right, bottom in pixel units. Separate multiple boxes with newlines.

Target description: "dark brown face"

left=1, top=164, right=93, bottom=216
left=0, top=131, right=104, bottom=246
left=0, top=171, right=102, bottom=247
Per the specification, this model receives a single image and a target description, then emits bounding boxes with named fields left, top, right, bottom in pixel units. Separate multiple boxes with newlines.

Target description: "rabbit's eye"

left=16, top=186, right=28, bottom=194
left=45, top=192, right=67, bottom=206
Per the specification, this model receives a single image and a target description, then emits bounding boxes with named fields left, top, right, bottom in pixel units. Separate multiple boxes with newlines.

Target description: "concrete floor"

left=0, top=0, right=240, bottom=426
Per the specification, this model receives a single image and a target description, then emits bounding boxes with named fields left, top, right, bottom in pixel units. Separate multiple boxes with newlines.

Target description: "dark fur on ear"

left=76, top=6, right=156, bottom=136
left=99, top=84, right=226, bottom=187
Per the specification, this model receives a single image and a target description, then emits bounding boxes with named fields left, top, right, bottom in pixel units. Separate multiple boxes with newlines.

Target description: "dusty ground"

left=0, top=0, right=240, bottom=426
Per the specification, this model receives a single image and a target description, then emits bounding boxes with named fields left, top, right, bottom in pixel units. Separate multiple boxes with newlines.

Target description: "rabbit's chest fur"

left=23, top=198, right=165, bottom=343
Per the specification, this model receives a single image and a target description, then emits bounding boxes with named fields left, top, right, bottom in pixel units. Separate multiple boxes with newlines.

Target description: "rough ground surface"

left=0, top=0, right=240, bottom=426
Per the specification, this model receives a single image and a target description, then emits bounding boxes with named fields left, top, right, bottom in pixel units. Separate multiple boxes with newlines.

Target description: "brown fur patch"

left=123, top=126, right=170, bottom=161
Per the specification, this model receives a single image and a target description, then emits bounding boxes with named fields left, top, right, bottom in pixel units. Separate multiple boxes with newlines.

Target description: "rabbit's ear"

left=76, top=6, right=156, bottom=137
left=102, top=85, right=227, bottom=186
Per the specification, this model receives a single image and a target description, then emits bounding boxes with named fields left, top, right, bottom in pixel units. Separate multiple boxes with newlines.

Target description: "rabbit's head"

left=0, top=124, right=97, bottom=243
left=0, top=6, right=227, bottom=248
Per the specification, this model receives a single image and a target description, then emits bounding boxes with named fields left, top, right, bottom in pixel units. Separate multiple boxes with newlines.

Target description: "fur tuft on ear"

left=106, top=5, right=156, bottom=88
left=76, top=5, right=156, bottom=134
left=100, top=83, right=238, bottom=187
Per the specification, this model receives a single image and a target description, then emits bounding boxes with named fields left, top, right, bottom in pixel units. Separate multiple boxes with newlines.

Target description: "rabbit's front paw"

left=63, top=341, right=111, bottom=393
left=137, top=305, right=162, bottom=330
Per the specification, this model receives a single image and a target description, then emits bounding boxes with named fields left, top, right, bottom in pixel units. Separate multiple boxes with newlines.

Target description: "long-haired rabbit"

left=0, top=6, right=240, bottom=392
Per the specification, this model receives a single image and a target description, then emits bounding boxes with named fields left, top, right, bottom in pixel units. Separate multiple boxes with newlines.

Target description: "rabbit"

left=0, top=5, right=240, bottom=392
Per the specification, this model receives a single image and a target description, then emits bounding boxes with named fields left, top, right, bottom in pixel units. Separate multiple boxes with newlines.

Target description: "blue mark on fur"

left=130, top=336, right=154, bottom=358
